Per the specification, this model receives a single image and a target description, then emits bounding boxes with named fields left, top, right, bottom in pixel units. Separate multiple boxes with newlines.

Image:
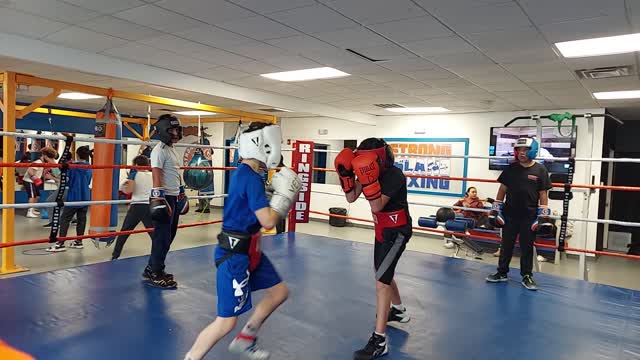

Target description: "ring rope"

left=0, top=194, right=227, bottom=210
left=0, top=219, right=223, bottom=249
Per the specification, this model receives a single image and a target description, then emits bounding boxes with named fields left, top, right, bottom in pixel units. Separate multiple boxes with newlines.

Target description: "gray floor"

left=1, top=205, right=638, bottom=290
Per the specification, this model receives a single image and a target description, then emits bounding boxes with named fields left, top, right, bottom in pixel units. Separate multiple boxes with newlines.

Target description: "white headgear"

left=238, top=124, right=282, bottom=169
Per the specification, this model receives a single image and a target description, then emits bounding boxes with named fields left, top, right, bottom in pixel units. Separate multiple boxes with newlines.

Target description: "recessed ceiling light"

left=385, top=107, right=450, bottom=113
left=58, top=92, right=103, bottom=100
left=260, top=67, right=350, bottom=81
left=593, top=90, right=640, bottom=100
left=172, top=111, right=217, bottom=116
left=555, top=33, right=640, bottom=58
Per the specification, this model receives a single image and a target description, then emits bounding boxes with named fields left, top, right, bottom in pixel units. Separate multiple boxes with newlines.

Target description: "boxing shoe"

left=228, top=334, right=270, bottom=360
left=387, top=306, right=410, bottom=324
left=353, top=332, right=388, bottom=360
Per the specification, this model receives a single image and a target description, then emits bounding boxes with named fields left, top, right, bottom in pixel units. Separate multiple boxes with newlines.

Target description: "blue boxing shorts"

left=214, top=246, right=282, bottom=318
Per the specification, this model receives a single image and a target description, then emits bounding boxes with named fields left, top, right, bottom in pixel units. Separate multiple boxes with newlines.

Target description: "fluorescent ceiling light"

left=172, top=110, right=217, bottom=116
left=386, top=107, right=450, bottom=113
left=58, top=92, right=103, bottom=100
left=593, top=90, right=640, bottom=100
left=260, top=67, right=350, bottom=81
left=555, top=33, right=640, bottom=58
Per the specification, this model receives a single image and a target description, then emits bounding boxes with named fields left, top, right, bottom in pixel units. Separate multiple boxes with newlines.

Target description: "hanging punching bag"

left=183, top=148, right=213, bottom=190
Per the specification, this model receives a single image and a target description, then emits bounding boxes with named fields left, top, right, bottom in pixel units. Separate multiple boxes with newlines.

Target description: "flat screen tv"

left=489, top=126, right=577, bottom=173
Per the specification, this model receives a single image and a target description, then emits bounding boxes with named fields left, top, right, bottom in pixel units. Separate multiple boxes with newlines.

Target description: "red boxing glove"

left=33, top=178, right=43, bottom=188
left=352, top=153, right=382, bottom=200
left=334, top=148, right=356, bottom=193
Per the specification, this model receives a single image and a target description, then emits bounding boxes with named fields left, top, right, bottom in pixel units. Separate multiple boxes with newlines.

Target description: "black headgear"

left=155, top=114, right=182, bottom=145
left=356, top=138, right=395, bottom=169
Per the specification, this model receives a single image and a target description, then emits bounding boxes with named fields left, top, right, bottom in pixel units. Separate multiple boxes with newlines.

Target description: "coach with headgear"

left=486, top=137, right=552, bottom=291
left=335, top=138, right=411, bottom=360
left=144, top=114, right=190, bottom=289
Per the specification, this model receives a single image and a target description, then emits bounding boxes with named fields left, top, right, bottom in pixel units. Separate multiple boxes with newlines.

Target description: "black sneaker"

left=485, top=272, right=508, bottom=283
left=145, top=271, right=177, bottom=289
left=142, top=265, right=174, bottom=281
left=353, top=333, right=388, bottom=360
left=521, top=275, right=537, bottom=291
left=388, top=307, right=410, bottom=323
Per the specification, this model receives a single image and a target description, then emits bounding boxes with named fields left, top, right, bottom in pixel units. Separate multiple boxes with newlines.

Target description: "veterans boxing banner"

left=385, top=138, right=469, bottom=197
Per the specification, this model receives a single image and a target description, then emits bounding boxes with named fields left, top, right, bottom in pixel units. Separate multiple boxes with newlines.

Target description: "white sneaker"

left=26, top=210, right=39, bottom=218
left=46, top=243, right=66, bottom=252
left=444, top=240, right=455, bottom=249
left=229, top=334, right=270, bottom=360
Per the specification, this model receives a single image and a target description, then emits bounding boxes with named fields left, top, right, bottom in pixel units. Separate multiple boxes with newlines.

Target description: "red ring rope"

left=0, top=219, right=223, bottom=249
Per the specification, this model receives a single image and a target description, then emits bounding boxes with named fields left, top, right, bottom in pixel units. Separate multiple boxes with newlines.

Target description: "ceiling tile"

left=379, top=57, right=436, bottom=72
left=518, top=0, right=626, bottom=25
left=369, top=15, right=453, bottom=43
left=490, top=48, right=559, bottom=64
left=384, top=79, right=430, bottom=90
left=479, top=81, right=531, bottom=92
left=518, top=70, right=577, bottom=83
left=4, top=0, right=101, bottom=24
left=139, top=34, right=214, bottom=54
left=188, top=48, right=253, bottom=66
left=333, top=63, right=391, bottom=76
left=63, top=0, right=144, bottom=14
left=269, top=4, right=359, bottom=33
left=321, top=0, right=426, bottom=25
left=267, top=35, right=337, bottom=54
left=313, top=27, right=390, bottom=48
left=45, top=26, right=130, bottom=52
left=429, top=51, right=495, bottom=69
left=503, top=60, right=570, bottom=74
left=528, top=80, right=585, bottom=91
left=300, top=48, right=368, bottom=67
left=78, top=15, right=162, bottom=41
left=261, top=55, right=321, bottom=69
left=193, top=66, right=251, bottom=81
left=227, top=0, right=315, bottom=14
left=306, top=94, right=347, bottom=103
left=176, top=26, right=255, bottom=48
left=0, top=7, right=67, bottom=39
left=225, top=41, right=290, bottom=59
left=154, top=0, right=255, bottom=24
left=431, top=2, right=532, bottom=34
left=539, top=15, right=630, bottom=43
left=226, top=61, right=283, bottom=75
left=403, top=36, right=475, bottom=58
left=425, top=78, right=474, bottom=88
left=403, top=68, right=457, bottom=81
left=439, top=85, right=491, bottom=95
left=402, top=87, right=449, bottom=97
left=467, top=27, right=548, bottom=52
left=217, top=16, right=301, bottom=41
left=103, top=42, right=214, bottom=73
left=360, top=71, right=412, bottom=83
left=348, top=43, right=416, bottom=60
left=493, top=90, right=539, bottom=98
left=114, top=4, right=203, bottom=33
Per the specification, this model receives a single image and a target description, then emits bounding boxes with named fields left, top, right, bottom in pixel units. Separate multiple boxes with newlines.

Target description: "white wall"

left=283, top=109, right=605, bottom=252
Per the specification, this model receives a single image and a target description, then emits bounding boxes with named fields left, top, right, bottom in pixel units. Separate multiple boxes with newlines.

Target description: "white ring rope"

left=310, top=190, right=640, bottom=228
left=0, top=194, right=228, bottom=210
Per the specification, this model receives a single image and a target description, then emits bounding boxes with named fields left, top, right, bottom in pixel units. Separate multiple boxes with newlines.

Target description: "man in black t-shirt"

left=335, top=138, right=411, bottom=360
left=487, top=137, right=553, bottom=290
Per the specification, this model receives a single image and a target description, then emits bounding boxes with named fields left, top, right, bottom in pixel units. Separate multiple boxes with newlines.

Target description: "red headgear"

left=355, top=138, right=395, bottom=169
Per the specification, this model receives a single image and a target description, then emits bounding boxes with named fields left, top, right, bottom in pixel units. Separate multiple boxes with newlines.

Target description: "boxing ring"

left=2, top=76, right=640, bottom=359
left=1, top=232, right=639, bottom=360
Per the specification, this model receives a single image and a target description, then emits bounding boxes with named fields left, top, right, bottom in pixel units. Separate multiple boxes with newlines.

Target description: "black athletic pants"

left=148, top=196, right=179, bottom=274
left=497, top=213, right=536, bottom=277
left=111, top=204, right=153, bottom=259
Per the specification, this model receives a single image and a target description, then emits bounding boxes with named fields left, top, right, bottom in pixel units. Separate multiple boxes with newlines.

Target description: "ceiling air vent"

left=575, top=65, right=634, bottom=80
left=373, top=103, right=404, bottom=109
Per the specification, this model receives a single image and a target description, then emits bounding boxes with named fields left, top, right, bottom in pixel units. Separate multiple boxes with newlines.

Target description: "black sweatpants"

left=111, top=204, right=153, bottom=259
left=497, top=213, right=536, bottom=277
left=148, top=196, right=179, bottom=274
left=57, top=206, right=88, bottom=241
